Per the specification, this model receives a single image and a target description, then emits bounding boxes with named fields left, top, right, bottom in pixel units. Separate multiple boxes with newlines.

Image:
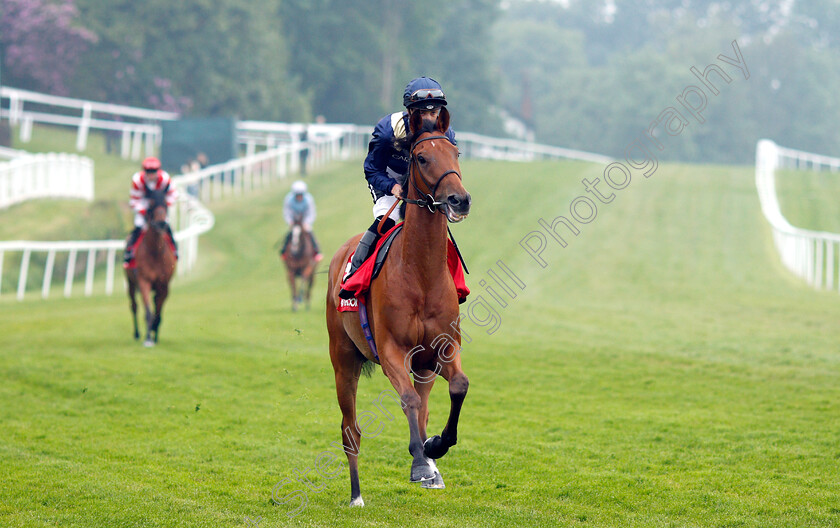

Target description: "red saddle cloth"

left=123, top=230, right=178, bottom=270
left=338, top=222, right=469, bottom=312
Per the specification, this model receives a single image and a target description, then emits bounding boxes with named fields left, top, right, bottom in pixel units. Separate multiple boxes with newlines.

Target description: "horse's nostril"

left=448, top=195, right=461, bottom=206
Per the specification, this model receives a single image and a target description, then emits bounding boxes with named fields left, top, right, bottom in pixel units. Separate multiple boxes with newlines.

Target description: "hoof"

left=423, top=435, right=450, bottom=459
left=349, top=496, right=365, bottom=507
left=421, top=471, right=445, bottom=489
left=410, top=458, right=437, bottom=483
left=143, top=339, right=155, bottom=348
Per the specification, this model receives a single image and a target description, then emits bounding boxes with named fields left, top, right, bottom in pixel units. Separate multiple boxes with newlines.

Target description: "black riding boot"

left=310, top=232, right=322, bottom=256
left=124, top=226, right=142, bottom=264
left=338, top=217, right=394, bottom=299
left=280, top=232, right=292, bottom=258
left=164, top=224, right=179, bottom=259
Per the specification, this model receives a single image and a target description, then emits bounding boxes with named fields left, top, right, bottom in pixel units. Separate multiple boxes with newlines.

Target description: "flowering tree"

left=0, top=0, right=96, bottom=95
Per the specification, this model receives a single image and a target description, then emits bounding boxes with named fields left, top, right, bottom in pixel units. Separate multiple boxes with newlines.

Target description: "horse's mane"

left=394, top=119, right=439, bottom=153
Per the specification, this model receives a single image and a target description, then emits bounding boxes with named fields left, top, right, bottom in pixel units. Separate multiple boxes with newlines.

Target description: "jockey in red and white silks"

left=124, top=156, right=179, bottom=266
left=130, top=157, right=178, bottom=228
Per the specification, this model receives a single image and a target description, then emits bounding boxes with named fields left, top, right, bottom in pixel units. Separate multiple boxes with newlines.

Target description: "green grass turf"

left=2, top=128, right=840, bottom=527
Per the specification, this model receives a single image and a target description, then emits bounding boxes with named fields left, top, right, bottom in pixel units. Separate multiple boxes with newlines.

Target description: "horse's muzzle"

left=443, top=192, right=471, bottom=223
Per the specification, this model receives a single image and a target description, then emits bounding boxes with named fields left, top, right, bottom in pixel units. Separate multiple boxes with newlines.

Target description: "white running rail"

left=755, top=139, right=840, bottom=291
left=457, top=132, right=613, bottom=164
left=0, top=146, right=25, bottom=159
left=0, top=152, right=94, bottom=209
left=0, top=194, right=213, bottom=301
left=0, top=86, right=178, bottom=159
left=181, top=128, right=367, bottom=203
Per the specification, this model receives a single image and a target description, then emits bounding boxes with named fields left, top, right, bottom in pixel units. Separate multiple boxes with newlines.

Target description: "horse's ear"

left=436, top=106, right=450, bottom=134
left=408, top=109, right=424, bottom=135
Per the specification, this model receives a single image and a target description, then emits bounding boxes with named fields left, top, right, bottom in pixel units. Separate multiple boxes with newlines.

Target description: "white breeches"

left=372, top=195, right=401, bottom=222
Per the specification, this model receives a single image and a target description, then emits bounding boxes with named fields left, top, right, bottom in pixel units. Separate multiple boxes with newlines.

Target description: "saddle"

left=123, top=227, right=177, bottom=270
left=336, top=223, right=469, bottom=312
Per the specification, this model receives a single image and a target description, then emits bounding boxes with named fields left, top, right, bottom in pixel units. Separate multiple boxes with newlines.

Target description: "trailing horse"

left=326, top=107, right=471, bottom=506
left=281, top=212, right=319, bottom=311
left=126, top=186, right=177, bottom=347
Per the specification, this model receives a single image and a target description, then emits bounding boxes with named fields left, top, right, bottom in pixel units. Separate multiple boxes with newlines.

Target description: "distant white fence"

left=0, top=86, right=178, bottom=159
left=0, top=153, right=94, bottom=209
left=457, top=132, right=613, bottom=164
left=181, top=126, right=367, bottom=202
left=237, top=122, right=611, bottom=165
left=237, top=121, right=370, bottom=165
left=755, top=139, right=840, bottom=291
left=0, top=194, right=213, bottom=301
left=0, top=146, right=25, bottom=160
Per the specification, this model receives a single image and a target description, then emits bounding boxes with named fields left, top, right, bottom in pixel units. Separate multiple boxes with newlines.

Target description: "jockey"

left=339, top=76, right=455, bottom=297
left=123, top=156, right=179, bottom=266
left=280, top=180, right=323, bottom=261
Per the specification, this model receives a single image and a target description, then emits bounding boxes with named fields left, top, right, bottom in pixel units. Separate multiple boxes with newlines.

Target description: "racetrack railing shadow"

left=755, top=139, right=840, bottom=292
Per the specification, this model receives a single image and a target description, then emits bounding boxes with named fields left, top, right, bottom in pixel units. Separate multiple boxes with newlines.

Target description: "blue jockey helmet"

left=403, top=77, right=447, bottom=110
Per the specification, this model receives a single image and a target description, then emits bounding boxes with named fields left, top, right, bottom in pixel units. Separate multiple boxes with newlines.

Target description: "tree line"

left=2, top=0, right=839, bottom=163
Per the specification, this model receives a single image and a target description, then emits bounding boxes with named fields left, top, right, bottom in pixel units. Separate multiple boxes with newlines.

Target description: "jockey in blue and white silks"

left=339, top=77, right=456, bottom=296
left=280, top=180, right=323, bottom=261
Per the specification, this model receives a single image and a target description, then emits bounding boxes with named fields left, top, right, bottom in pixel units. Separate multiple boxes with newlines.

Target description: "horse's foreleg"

left=423, top=360, right=469, bottom=460
left=381, top=354, right=437, bottom=483
left=413, top=368, right=446, bottom=488
left=287, top=270, right=298, bottom=311
left=413, top=370, right=436, bottom=442
left=138, top=280, right=154, bottom=345
left=304, top=272, right=314, bottom=310
left=152, top=283, right=169, bottom=343
left=128, top=277, right=140, bottom=340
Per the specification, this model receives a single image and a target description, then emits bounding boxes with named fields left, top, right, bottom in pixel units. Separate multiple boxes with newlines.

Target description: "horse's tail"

left=360, top=357, right=376, bottom=378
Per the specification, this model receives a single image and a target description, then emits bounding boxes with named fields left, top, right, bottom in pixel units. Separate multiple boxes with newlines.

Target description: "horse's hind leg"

left=330, top=338, right=365, bottom=506
left=423, top=359, right=469, bottom=461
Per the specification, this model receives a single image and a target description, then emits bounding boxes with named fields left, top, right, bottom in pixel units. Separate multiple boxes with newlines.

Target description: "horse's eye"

left=417, top=155, right=426, bottom=164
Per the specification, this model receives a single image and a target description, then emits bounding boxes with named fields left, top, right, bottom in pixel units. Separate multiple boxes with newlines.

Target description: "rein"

left=376, top=134, right=469, bottom=274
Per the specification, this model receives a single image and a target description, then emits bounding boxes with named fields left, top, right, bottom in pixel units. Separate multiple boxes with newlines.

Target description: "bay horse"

left=326, top=107, right=471, bottom=506
left=126, top=186, right=177, bottom=347
left=280, top=212, right=318, bottom=311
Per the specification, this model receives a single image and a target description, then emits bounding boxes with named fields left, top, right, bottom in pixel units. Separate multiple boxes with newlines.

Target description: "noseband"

left=404, top=135, right=461, bottom=214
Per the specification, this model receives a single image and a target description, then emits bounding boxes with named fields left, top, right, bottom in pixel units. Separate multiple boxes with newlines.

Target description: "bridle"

left=390, top=133, right=470, bottom=274
left=145, top=185, right=170, bottom=230
left=403, top=135, right=462, bottom=214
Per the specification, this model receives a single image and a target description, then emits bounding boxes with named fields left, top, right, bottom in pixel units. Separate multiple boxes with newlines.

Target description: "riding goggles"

left=408, top=88, right=446, bottom=103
